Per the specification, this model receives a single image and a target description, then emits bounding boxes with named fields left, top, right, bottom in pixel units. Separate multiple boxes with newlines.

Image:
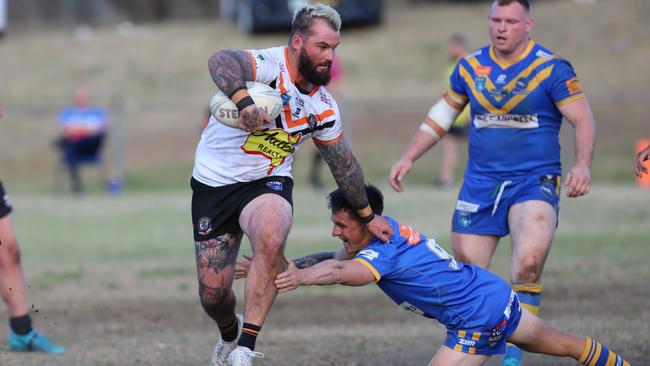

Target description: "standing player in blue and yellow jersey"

left=267, top=185, right=629, bottom=366
left=389, top=1, right=596, bottom=365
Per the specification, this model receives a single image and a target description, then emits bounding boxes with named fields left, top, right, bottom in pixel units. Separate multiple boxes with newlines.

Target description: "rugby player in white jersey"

left=190, top=4, right=392, bottom=366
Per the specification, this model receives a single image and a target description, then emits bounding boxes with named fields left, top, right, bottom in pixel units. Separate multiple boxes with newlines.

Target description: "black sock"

left=237, top=323, right=261, bottom=351
left=9, top=314, right=33, bottom=335
left=218, top=316, right=239, bottom=342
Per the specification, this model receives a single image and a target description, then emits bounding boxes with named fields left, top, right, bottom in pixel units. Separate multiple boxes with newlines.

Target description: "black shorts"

left=191, top=176, right=294, bottom=241
left=447, top=124, right=470, bottom=138
left=0, top=181, right=12, bottom=219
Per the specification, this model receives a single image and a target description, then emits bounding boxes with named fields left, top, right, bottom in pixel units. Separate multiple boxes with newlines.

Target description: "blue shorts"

left=452, top=174, right=560, bottom=236
left=444, top=291, right=523, bottom=355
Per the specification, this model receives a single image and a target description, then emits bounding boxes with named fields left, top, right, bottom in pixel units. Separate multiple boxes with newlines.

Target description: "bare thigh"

left=239, top=193, right=292, bottom=253
left=451, top=232, right=499, bottom=269
left=428, top=345, right=490, bottom=366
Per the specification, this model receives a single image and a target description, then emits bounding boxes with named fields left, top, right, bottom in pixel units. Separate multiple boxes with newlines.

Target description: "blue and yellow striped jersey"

left=353, top=217, right=513, bottom=331
left=448, top=39, right=584, bottom=178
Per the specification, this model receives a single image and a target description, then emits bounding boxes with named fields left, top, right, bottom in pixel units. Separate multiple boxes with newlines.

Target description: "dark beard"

left=297, top=48, right=332, bottom=86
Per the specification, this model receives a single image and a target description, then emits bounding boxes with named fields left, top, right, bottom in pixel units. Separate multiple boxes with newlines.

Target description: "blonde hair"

left=291, top=3, right=341, bottom=37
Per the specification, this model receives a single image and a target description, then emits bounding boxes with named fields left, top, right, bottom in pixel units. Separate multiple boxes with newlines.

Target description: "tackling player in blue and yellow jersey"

left=390, top=1, right=597, bottom=364
left=268, top=185, right=630, bottom=366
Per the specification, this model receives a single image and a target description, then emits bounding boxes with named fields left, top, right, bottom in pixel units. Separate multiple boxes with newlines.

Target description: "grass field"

left=0, top=184, right=647, bottom=365
left=1, top=0, right=649, bottom=365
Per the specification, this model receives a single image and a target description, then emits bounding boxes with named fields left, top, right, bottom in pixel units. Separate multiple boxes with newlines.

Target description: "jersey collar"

left=489, top=39, right=535, bottom=69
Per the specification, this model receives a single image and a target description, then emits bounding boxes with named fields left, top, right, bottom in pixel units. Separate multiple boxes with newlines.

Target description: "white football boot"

left=227, top=346, right=264, bottom=366
left=210, top=314, right=244, bottom=366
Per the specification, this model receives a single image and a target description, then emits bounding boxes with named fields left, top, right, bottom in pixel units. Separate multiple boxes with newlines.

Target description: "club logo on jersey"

left=475, top=77, right=486, bottom=91
left=358, top=249, right=379, bottom=261
left=399, top=224, right=422, bottom=245
left=266, top=180, right=283, bottom=191
left=307, top=114, right=318, bottom=131
left=197, top=217, right=212, bottom=236
left=516, top=77, right=529, bottom=90
left=241, top=129, right=301, bottom=174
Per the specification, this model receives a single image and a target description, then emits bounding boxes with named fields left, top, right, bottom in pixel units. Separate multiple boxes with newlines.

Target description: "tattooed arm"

left=316, top=138, right=393, bottom=242
left=235, top=247, right=355, bottom=280
left=208, top=49, right=269, bottom=132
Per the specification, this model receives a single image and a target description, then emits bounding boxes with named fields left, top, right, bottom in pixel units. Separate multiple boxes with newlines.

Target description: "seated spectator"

left=56, top=87, right=107, bottom=194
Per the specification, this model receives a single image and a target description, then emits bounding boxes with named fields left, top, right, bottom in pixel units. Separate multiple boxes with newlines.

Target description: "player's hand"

left=635, top=145, right=650, bottom=177
left=564, top=164, right=591, bottom=198
left=234, top=254, right=253, bottom=280
left=365, top=215, right=393, bottom=243
left=274, top=256, right=301, bottom=293
left=238, top=104, right=270, bottom=133
left=389, top=158, right=412, bottom=192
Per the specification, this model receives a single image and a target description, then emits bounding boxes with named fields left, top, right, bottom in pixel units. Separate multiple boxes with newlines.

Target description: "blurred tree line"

left=7, top=0, right=221, bottom=25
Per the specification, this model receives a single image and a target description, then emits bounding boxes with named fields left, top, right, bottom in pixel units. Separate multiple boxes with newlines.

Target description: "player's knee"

left=252, top=238, right=285, bottom=263
left=199, top=285, right=235, bottom=311
left=0, top=237, right=21, bottom=266
left=513, top=257, right=544, bottom=282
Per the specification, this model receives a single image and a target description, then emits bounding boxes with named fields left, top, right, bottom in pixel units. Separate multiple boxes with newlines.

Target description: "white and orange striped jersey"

left=193, top=46, right=343, bottom=187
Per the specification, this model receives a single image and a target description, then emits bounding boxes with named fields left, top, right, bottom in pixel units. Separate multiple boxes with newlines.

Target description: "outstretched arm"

left=389, top=129, right=439, bottom=192
left=208, top=49, right=269, bottom=132
left=235, top=247, right=353, bottom=280
left=559, top=98, right=596, bottom=198
left=274, top=256, right=375, bottom=292
left=389, top=93, right=466, bottom=192
left=316, top=138, right=393, bottom=242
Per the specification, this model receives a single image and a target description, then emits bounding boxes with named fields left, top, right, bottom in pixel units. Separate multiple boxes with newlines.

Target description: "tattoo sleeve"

left=208, top=49, right=255, bottom=98
left=317, top=138, right=370, bottom=210
left=293, top=252, right=335, bottom=269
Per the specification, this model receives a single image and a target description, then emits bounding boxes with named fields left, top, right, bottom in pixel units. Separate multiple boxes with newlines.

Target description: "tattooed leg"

left=195, top=232, right=242, bottom=326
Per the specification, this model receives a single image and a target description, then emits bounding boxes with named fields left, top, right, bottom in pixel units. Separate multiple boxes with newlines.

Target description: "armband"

left=426, top=96, right=463, bottom=131
left=419, top=122, right=441, bottom=141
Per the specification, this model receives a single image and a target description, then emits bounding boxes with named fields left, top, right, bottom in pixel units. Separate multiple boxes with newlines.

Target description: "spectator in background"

left=0, top=105, right=64, bottom=353
left=438, top=34, right=471, bottom=188
left=56, top=87, right=107, bottom=194
left=308, top=56, right=344, bottom=189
